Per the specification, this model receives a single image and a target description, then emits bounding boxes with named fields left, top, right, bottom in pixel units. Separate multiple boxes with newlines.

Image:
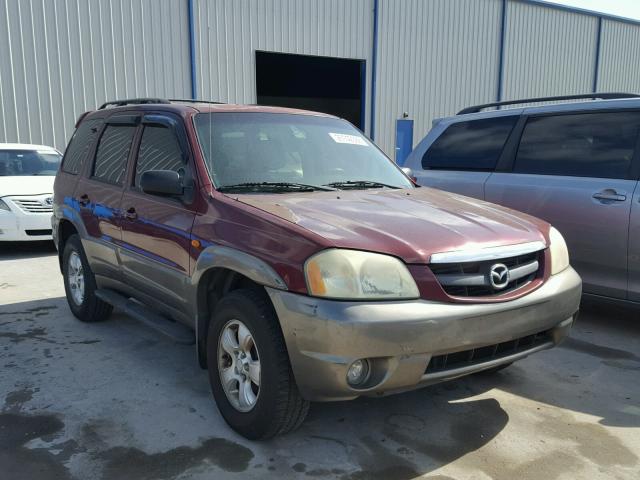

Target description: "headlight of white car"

left=0, top=199, right=11, bottom=211
left=549, top=226, right=570, bottom=275
left=304, top=249, right=420, bottom=300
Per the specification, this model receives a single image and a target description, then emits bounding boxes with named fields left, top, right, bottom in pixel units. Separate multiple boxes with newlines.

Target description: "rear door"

left=119, top=114, right=197, bottom=319
left=409, top=115, right=519, bottom=199
left=74, top=114, right=139, bottom=282
left=485, top=110, right=640, bottom=299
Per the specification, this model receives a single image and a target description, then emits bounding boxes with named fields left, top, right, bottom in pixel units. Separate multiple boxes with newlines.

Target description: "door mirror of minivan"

left=140, top=170, right=184, bottom=196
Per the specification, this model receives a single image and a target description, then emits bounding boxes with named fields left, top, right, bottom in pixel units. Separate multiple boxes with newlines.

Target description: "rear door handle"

left=78, top=194, right=90, bottom=207
left=592, top=189, right=627, bottom=202
left=124, top=207, right=138, bottom=221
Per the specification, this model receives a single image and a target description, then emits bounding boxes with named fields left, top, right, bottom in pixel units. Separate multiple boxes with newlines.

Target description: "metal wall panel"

left=597, top=19, right=640, bottom=93
left=0, top=0, right=190, bottom=151
left=193, top=0, right=373, bottom=130
left=374, top=0, right=503, bottom=158
left=502, top=1, right=598, bottom=101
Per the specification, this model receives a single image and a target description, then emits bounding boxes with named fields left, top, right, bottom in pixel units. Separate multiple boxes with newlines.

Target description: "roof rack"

left=457, top=93, right=640, bottom=115
left=98, top=98, right=171, bottom=109
left=168, top=99, right=226, bottom=105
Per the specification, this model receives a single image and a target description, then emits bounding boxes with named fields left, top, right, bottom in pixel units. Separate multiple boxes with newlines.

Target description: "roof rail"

left=168, top=98, right=226, bottom=105
left=457, top=93, right=640, bottom=115
left=98, top=98, right=171, bottom=110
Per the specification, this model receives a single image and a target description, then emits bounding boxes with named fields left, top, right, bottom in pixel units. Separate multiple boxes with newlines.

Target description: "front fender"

left=191, top=245, right=288, bottom=367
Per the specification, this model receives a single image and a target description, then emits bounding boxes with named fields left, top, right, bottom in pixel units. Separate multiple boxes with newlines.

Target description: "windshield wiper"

left=322, top=180, right=401, bottom=190
left=217, top=182, right=336, bottom=193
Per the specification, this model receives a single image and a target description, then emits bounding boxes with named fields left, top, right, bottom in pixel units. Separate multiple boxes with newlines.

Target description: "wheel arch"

left=192, top=245, right=288, bottom=369
left=57, top=219, right=79, bottom=272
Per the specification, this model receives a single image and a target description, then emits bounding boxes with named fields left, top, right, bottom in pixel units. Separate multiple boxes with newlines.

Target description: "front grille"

left=12, top=198, right=53, bottom=213
left=425, top=329, right=552, bottom=374
left=429, top=251, right=542, bottom=297
left=26, top=229, right=52, bottom=236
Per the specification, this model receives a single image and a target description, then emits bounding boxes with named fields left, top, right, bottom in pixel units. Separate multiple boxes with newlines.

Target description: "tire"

left=62, top=234, right=113, bottom=323
left=207, top=289, right=309, bottom=440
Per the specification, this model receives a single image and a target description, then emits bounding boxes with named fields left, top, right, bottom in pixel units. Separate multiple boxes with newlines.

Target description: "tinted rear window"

left=62, top=119, right=102, bottom=174
left=514, top=112, right=640, bottom=179
left=92, top=125, right=136, bottom=185
left=422, top=116, right=517, bottom=171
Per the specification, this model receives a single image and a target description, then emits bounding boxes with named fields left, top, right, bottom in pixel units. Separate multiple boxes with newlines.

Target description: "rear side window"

left=422, top=116, right=517, bottom=171
left=514, top=112, right=640, bottom=179
left=62, top=119, right=102, bottom=174
left=134, top=126, right=184, bottom=187
left=92, top=125, right=136, bottom=185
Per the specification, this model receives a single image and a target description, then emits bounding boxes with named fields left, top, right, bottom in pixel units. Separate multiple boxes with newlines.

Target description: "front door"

left=119, top=115, right=197, bottom=319
left=486, top=111, right=640, bottom=299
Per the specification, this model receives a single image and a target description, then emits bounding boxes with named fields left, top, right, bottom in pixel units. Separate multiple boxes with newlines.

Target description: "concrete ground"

left=1, top=242, right=638, bottom=480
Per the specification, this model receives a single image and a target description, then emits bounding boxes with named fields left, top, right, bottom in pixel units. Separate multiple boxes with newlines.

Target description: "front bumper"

left=267, top=266, right=582, bottom=401
left=0, top=210, right=53, bottom=241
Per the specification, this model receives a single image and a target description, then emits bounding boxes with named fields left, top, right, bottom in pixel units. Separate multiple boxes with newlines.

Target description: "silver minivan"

left=405, top=93, right=640, bottom=303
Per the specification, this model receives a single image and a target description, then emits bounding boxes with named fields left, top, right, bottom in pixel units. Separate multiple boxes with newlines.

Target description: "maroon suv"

left=52, top=98, right=581, bottom=439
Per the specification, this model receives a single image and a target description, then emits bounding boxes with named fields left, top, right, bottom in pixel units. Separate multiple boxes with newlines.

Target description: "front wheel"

left=207, top=289, right=309, bottom=439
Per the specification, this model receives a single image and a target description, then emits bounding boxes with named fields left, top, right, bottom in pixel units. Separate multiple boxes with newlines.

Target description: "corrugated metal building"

left=1, top=0, right=640, bottom=160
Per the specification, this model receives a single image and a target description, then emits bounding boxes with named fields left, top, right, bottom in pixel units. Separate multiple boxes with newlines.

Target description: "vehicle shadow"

left=467, top=298, right=640, bottom=429
left=0, top=240, right=57, bottom=260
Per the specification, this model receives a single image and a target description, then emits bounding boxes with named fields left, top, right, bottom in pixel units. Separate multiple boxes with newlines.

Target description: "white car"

left=0, top=143, right=62, bottom=241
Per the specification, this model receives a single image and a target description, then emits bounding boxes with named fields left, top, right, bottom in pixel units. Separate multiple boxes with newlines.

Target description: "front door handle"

left=124, top=207, right=138, bottom=221
left=78, top=194, right=90, bottom=207
left=592, top=189, right=627, bottom=202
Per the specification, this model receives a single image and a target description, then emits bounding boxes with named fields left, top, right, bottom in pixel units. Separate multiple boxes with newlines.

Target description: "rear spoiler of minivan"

left=457, top=92, right=640, bottom=115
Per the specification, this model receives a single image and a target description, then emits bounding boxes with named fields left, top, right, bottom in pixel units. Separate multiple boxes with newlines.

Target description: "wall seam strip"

left=593, top=16, right=602, bottom=92
left=369, top=0, right=379, bottom=140
left=187, top=0, right=197, bottom=99
left=497, top=0, right=508, bottom=102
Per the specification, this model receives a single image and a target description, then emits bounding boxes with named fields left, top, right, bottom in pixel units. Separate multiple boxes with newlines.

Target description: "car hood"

left=234, top=187, right=549, bottom=264
left=0, top=176, right=55, bottom=197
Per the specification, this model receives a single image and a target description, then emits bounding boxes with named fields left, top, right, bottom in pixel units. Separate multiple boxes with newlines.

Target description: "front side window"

left=422, top=116, right=518, bottom=171
left=134, top=126, right=184, bottom=188
left=194, top=113, right=412, bottom=190
left=514, top=112, right=640, bottom=179
left=62, top=119, right=102, bottom=174
left=92, top=125, right=136, bottom=185
left=0, top=149, right=62, bottom=176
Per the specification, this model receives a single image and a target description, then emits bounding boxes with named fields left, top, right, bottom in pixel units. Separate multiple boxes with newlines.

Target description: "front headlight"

left=304, top=249, right=420, bottom=300
left=549, top=226, right=569, bottom=275
left=0, top=199, right=10, bottom=211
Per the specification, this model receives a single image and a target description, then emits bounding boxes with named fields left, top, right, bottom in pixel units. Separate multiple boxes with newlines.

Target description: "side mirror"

left=140, top=170, right=184, bottom=196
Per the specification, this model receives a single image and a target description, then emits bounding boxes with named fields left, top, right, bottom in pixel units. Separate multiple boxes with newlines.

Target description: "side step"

left=95, top=289, right=195, bottom=345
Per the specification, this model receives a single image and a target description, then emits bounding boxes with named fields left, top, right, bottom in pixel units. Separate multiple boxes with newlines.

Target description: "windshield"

left=0, top=149, right=62, bottom=176
left=194, top=113, right=413, bottom=191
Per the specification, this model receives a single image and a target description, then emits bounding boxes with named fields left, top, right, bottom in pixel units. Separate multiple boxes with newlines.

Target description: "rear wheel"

left=62, top=234, right=112, bottom=322
left=207, top=289, right=309, bottom=439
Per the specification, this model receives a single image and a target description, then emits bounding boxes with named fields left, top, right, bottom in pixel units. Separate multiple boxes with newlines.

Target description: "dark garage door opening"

left=256, top=51, right=365, bottom=130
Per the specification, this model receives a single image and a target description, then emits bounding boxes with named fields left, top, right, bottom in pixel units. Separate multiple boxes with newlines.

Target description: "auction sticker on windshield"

left=329, top=132, right=368, bottom=146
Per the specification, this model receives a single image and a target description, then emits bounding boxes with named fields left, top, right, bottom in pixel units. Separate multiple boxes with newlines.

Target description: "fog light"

left=346, top=359, right=370, bottom=387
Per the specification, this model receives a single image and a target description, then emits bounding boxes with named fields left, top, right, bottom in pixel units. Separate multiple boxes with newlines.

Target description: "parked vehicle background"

left=0, top=143, right=61, bottom=241
left=405, top=94, right=640, bottom=304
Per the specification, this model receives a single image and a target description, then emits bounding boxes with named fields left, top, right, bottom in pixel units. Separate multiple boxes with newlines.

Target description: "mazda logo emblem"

left=489, top=263, right=510, bottom=290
